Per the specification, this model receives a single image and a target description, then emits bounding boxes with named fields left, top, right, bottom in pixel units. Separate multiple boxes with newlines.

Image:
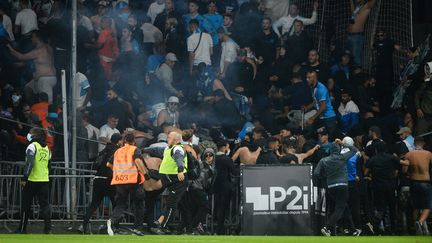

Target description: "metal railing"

left=0, top=160, right=241, bottom=234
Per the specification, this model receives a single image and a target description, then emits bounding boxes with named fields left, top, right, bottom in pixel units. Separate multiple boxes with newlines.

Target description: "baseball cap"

left=396, top=127, right=411, bottom=135
left=165, top=53, right=178, bottom=62
left=167, top=96, right=179, bottom=103
left=342, top=136, right=354, bottom=146
left=157, top=133, right=167, bottom=142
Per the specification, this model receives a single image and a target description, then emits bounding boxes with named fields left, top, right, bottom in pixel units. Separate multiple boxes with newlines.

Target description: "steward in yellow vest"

left=150, top=131, right=189, bottom=234
left=17, top=128, right=52, bottom=234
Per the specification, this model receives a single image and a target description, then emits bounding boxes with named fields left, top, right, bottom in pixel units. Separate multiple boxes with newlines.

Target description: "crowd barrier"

left=0, top=160, right=241, bottom=234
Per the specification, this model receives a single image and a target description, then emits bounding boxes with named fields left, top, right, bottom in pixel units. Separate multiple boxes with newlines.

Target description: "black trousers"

left=373, top=185, right=397, bottom=232
left=214, top=189, right=231, bottom=235
left=160, top=174, right=188, bottom=228
left=179, top=187, right=209, bottom=230
left=110, top=184, right=145, bottom=229
left=83, top=178, right=116, bottom=227
left=326, top=186, right=355, bottom=231
left=18, top=181, right=51, bottom=233
left=348, top=181, right=361, bottom=228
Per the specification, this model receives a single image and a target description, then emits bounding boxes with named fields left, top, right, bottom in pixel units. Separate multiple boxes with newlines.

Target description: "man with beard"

left=301, top=49, right=331, bottom=85
left=254, top=17, right=279, bottom=66
left=373, top=29, right=406, bottom=112
left=283, top=20, right=313, bottom=65
left=103, top=87, right=133, bottom=132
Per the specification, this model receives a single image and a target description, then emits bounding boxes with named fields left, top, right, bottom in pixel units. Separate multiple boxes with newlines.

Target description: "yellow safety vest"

left=28, top=142, right=51, bottom=182
left=159, top=145, right=188, bottom=174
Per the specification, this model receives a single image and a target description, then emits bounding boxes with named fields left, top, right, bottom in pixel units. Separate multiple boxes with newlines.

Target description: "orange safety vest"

left=111, top=144, right=144, bottom=185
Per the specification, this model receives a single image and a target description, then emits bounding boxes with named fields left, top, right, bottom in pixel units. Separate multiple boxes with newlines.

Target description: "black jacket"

left=94, top=143, right=118, bottom=178
left=213, top=153, right=239, bottom=193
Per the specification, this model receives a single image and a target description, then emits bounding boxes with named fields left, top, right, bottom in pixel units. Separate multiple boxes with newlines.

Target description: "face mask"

left=226, top=149, right=231, bottom=156
left=26, top=133, right=33, bottom=142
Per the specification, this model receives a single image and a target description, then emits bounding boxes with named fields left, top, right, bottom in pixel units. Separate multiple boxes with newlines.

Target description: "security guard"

left=106, top=133, right=147, bottom=236
left=16, top=128, right=52, bottom=234
left=151, top=131, right=188, bottom=234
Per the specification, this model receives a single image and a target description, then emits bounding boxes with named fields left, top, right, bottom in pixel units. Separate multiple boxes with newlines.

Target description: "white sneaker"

left=107, top=219, right=114, bottom=236
left=421, top=222, right=430, bottom=236
left=365, top=222, right=375, bottom=235
left=353, top=229, right=362, bottom=236
left=321, top=227, right=331, bottom=236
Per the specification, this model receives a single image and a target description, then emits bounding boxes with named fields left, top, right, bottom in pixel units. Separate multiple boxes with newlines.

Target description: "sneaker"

left=107, top=219, right=114, bottom=236
left=421, top=222, right=430, bottom=236
left=150, top=226, right=167, bottom=235
left=321, top=227, right=331, bottom=236
left=129, top=228, right=145, bottom=236
left=196, top=222, right=206, bottom=235
left=353, top=229, right=362, bottom=236
left=415, top=221, right=423, bottom=235
left=77, top=224, right=84, bottom=233
left=343, top=229, right=350, bottom=235
left=365, top=222, right=375, bottom=235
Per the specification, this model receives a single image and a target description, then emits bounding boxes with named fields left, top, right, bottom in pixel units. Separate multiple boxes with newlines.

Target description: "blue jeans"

left=347, top=33, right=364, bottom=66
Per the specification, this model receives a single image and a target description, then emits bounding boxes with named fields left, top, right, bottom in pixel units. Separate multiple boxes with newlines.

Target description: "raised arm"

left=272, top=17, right=283, bottom=37
left=298, top=145, right=320, bottom=163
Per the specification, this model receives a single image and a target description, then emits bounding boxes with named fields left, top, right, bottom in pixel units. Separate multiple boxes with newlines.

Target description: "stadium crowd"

left=0, top=0, right=431, bottom=237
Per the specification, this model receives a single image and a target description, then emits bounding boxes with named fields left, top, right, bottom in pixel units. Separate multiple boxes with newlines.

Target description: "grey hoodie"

left=314, top=144, right=357, bottom=188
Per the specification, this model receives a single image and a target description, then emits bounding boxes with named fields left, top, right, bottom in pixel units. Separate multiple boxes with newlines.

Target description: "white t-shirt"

left=75, top=72, right=91, bottom=108
left=3, top=14, right=15, bottom=40
left=98, top=124, right=120, bottom=152
left=147, top=2, right=165, bottom=24
left=187, top=31, right=213, bottom=66
left=15, top=8, right=38, bottom=35
left=272, top=12, right=317, bottom=37
left=220, top=39, right=239, bottom=72
left=338, top=100, right=360, bottom=116
left=85, top=124, right=100, bottom=140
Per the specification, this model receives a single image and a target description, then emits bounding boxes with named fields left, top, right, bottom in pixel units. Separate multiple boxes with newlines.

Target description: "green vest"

left=28, top=142, right=51, bottom=182
left=159, top=145, right=188, bottom=174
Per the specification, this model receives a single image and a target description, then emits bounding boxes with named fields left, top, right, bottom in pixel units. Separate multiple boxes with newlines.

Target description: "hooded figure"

left=314, top=139, right=361, bottom=236
left=192, top=148, right=216, bottom=192
left=314, top=141, right=358, bottom=189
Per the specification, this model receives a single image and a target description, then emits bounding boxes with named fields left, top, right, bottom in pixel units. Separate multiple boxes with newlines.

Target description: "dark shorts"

left=410, top=180, right=432, bottom=209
